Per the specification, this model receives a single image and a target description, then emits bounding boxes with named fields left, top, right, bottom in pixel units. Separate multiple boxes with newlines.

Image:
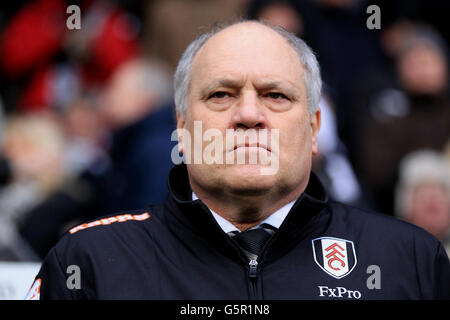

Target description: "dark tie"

left=231, top=227, right=272, bottom=259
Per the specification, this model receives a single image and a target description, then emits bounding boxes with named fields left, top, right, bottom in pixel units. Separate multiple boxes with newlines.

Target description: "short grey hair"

left=174, top=20, right=322, bottom=118
left=395, top=149, right=450, bottom=219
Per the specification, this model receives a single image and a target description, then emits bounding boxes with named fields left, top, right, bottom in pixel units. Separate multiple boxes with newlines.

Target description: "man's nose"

left=231, top=91, right=266, bottom=129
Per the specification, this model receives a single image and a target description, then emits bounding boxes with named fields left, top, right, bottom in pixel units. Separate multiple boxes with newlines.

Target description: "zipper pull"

left=248, top=258, right=258, bottom=278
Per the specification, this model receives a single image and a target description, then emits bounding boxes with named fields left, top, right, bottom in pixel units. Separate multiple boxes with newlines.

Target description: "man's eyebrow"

left=255, top=80, right=288, bottom=90
left=200, top=78, right=244, bottom=97
left=255, top=80, right=300, bottom=98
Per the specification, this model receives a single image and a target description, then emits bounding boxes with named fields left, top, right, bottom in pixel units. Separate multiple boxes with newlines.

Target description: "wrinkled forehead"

left=190, top=22, right=304, bottom=84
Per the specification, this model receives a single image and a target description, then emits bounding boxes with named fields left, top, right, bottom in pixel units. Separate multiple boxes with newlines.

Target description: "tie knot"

left=232, top=228, right=271, bottom=258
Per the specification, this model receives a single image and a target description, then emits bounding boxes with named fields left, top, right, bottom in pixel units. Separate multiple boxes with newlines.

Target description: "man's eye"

left=209, top=91, right=230, bottom=99
left=266, top=92, right=288, bottom=100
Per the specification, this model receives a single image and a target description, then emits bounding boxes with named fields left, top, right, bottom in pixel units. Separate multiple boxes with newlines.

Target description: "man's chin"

left=223, top=164, right=277, bottom=194
left=225, top=162, right=272, bottom=176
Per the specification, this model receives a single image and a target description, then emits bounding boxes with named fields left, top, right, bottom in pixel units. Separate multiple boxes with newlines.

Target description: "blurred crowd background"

left=0, top=0, right=448, bottom=262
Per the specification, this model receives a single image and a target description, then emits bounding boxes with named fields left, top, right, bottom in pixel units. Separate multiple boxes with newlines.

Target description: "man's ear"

left=310, top=108, right=321, bottom=156
left=176, top=113, right=186, bottom=154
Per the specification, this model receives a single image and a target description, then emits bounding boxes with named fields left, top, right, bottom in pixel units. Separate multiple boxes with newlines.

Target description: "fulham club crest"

left=312, top=237, right=357, bottom=279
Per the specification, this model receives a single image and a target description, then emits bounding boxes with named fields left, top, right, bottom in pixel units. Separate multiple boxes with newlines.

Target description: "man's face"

left=410, top=182, right=450, bottom=239
left=178, top=22, right=320, bottom=199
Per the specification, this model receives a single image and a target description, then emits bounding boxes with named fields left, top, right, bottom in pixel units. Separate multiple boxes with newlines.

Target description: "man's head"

left=174, top=20, right=321, bottom=118
left=395, top=150, right=450, bottom=240
left=174, top=20, right=321, bottom=221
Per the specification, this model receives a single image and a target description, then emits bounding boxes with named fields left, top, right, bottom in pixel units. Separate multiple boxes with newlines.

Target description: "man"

left=395, top=150, right=450, bottom=256
left=27, top=20, right=450, bottom=300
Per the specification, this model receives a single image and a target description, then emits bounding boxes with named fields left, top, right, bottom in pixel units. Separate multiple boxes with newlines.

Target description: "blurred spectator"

left=19, top=57, right=177, bottom=259
left=355, top=22, right=448, bottom=117
left=0, top=0, right=175, bottom=260
left=92, top=57, right=176, bottom=213
left=247, top=0, right=304, bottom=35
left=395, top=150, right=450, bottom=255
left=0, top=0, right=66, bottom=80
left=296, top=0, right=386, bottom=160
left=379, top=18, right=418, bottom=59
left=2, top=114, right=66, bottom=195
left=0, top=114, right=67, bottom=261
left=98, top=58, right=172, bottom=130
left=0, top=0, right=140, bottom=113
left=313, top=94, right=363, bottom=206
left=60, top=97, right=108, bottom=177
left=375, top=0, right=450, bottom=54
left=397, top=28, right=448, bottom=96
left=143, top=0, right=247, bottom=72
left=358, top=25, right=450, bottom=214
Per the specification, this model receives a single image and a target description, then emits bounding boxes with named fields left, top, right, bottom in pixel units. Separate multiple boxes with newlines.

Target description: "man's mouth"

left=231, top=142, right=271, bottom=152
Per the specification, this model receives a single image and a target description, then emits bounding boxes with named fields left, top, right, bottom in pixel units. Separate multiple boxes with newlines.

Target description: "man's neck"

left=191, top=183, right=305, bottom=231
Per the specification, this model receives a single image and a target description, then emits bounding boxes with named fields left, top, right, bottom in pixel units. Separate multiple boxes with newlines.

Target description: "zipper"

left=248, top=258, right=258, bottom=278
left=247, top=234, right=275, bottom=298
left=248, top=258, right=258, bottom=298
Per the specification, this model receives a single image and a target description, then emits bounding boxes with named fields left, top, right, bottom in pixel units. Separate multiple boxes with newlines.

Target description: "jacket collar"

left=165, top=164, right=329, bottom=263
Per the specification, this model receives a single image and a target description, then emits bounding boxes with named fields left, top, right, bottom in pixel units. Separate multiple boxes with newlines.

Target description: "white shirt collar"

left=192, top=192, right=295, bottom=234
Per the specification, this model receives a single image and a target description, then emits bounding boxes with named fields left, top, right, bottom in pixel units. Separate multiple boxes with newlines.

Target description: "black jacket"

left=29, top=164, right=450, bottom=299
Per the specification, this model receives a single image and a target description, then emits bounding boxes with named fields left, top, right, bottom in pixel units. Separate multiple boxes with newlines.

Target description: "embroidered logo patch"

left=312, top=237, right=357, bottom=279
